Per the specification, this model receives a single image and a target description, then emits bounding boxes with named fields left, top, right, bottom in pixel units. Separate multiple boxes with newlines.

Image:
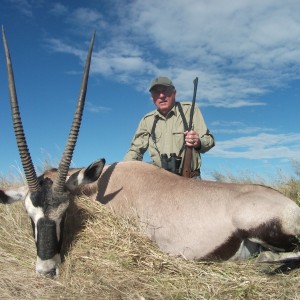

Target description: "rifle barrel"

left=188, top=77, right=198, bottom=130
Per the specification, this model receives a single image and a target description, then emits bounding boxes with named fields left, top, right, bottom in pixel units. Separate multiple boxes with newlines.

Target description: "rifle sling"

left=150, top=115, right=161, bottom=156
left=150, top=102, right=189, bottom=158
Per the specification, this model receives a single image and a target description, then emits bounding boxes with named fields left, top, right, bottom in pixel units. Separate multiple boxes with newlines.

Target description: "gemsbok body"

left=1, top=27, right=300, bottom=277
left=72, top=161, right=300, bottom=262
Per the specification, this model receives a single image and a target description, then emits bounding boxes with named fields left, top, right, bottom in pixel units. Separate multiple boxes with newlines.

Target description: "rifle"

left=181, top=77, right=198, bottom=178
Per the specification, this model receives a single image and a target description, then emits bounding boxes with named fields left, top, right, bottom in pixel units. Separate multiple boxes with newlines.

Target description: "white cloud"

left=45, top=38, right=83, bottom=57
left=209, top=133, right=300, bottom=160
left=86, top=102, right=111, bottom=113
left=6, top=0, right=33, bottom=17
left=92, top=45, right=158, bottom=85
left=211, top=121, right=274, bottom=134
left=49, top=3, right=68, bottom=16
left=42, top=1, right=300, bottom=108
left=118, top=0, right=300, bottom=106
left=65, top=7, right=108, bottom=34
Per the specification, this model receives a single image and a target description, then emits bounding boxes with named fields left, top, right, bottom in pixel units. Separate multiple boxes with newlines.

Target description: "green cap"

left=149, top=76, right=174, bottom=91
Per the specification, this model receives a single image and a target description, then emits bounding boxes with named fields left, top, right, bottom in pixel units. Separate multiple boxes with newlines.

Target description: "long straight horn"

left=2, top=26, right=40, bottom=192
left=53, top=32, right=95, bottom=192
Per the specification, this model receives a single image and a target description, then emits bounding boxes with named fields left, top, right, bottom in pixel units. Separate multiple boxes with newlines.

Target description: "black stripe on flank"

left=204, top=219, right=300, bottom=261
left=203, top=234, right=243, bottom=260
left=246, top=219, right=299, bottom=251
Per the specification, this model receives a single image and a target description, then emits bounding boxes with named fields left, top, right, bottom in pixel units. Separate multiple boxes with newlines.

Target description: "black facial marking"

left=0, top=190, right=10, bottom=204
left=30, top=178, right=70, bottom=215
left=30, top=179, right=55, bottom=207
left=46, top=268, right=57, bottom=278
left=37, top=218, right=59, bottom=260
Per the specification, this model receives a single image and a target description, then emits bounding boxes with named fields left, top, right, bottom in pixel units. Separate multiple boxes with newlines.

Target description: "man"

left=124, top=76, right=215, bottom=178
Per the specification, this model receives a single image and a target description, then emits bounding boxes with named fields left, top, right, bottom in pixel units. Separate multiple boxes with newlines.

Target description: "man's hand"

left=184, top=130, right=200, bottom=148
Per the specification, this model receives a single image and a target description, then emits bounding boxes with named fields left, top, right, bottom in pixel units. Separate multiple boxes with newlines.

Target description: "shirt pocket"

left=172, top=130, right=184, bottom=148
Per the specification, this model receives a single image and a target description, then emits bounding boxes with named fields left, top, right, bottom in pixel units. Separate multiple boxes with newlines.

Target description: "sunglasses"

left=151, top=86, right=174, bottom=96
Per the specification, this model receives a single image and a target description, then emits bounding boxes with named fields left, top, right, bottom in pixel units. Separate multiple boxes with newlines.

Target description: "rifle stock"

left=182, top=146, right=193, bottom=178
left=181, top=77, right=198, bottom=178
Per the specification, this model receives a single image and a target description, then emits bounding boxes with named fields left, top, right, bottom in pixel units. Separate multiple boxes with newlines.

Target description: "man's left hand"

left=184, top=130, right=200, bottom=148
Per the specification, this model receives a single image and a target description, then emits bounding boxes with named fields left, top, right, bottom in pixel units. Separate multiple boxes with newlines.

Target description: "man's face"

left=151, top=85, right=176, bottom=116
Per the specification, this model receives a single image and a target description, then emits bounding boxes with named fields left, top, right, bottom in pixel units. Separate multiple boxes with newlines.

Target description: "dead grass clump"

left=272, top=161, right=300, bottom=204
left=211, top=168, right=300, bottom=204
left=277, top=179, right=300, bottom=205
left=210, top=169, right=268, bottom=185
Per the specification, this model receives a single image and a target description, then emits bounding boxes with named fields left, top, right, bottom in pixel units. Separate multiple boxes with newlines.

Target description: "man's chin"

left=158, top=104, right=170, bottom=110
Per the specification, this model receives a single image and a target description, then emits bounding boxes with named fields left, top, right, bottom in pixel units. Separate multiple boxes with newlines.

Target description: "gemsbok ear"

left=0, top=186, right=29, bottom=204
left=84, top=158, right=106, bottom=182
left=66, top=158, right=106, bottom=191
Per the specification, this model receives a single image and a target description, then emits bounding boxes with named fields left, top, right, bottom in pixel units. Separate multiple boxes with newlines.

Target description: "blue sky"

left=0, top=0, right=300, bottom=182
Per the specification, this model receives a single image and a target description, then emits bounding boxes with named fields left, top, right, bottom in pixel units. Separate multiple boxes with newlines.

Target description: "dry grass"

left=1, top=191, right=300, bottom=300
left=2, top=162, right=300, bottom=299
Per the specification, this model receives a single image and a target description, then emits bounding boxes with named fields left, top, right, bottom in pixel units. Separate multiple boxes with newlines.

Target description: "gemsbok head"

left=0, top=27, right=105, bottom=277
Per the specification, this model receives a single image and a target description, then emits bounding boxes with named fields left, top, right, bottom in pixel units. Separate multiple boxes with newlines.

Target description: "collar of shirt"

left=155, top=102, right=179, bottom=119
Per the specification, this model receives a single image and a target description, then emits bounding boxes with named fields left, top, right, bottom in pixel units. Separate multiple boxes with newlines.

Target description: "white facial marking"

left=36, top=254, right=61, bottom=276
left=24, top=194, right=44, bottom=241
left=76, top=171, right=85, bottom=185
left=5, top=186, right=29, bottom=203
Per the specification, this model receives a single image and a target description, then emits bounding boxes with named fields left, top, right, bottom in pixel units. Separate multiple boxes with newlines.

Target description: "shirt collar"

left=155, top=102, right=178, bottom=119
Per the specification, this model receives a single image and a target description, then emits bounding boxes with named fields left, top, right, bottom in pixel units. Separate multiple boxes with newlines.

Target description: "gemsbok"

left=1, top=27, right=300, bottom=277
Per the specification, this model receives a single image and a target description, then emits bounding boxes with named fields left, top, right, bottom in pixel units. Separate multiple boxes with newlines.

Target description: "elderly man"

left=124, top=76, right=215, bottom=178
